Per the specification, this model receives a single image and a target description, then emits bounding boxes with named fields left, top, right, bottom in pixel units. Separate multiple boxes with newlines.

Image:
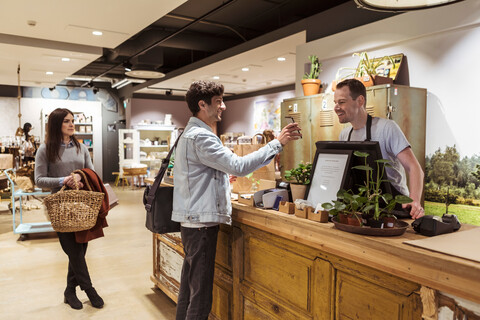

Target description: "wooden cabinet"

left=225, top=224, right=422, bottom=320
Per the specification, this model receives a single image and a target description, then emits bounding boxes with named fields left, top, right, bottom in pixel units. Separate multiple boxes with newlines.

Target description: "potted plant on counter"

left=352, top=151, right=412, bottom=228
left=322, top=189, right=368, bottom=226
left=301, top=55, right=322, bottom=96
left=285, top=162, right=312, bottom=201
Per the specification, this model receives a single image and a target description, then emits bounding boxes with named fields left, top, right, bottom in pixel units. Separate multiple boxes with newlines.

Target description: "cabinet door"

left=335, top=271, right=422, bottom=320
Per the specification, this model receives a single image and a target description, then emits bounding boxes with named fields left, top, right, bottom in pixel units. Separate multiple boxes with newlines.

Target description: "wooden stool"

left=122, top=167, right=147, bottom=189
left=113, top=172, right=129, bottom=187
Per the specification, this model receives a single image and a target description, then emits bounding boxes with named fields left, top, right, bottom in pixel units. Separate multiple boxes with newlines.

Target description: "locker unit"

left=280, top=84, right=427, bottom=178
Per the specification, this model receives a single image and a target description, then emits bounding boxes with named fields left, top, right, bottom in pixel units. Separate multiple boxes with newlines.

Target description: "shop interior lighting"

left=213, top=76, right=220, bottom=80
left=46, top=71, right=53, bottom=75
left=61, top=57, right=70, bottom=62
left=241, top=67, right=249, bottom=72
left=277, top=57, right=286, bottom=61
left=354, top=0, right=464, bottom=12
left=92, top=30, right=103, bottom=36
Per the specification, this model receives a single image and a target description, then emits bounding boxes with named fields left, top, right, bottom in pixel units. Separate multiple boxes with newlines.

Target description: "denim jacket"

left=172, top=117, right=282, bottom=225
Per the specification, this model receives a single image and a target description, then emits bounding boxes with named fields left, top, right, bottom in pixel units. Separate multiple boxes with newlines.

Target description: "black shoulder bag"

left=144, top=132, right=183, bottom=233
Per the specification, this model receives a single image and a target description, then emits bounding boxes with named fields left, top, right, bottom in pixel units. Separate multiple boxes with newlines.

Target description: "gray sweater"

left=35, top=142, right=94, bottom=192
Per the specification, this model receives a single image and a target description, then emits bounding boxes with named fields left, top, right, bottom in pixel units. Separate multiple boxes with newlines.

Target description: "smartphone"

left=286, top=116, right=302, bottom=138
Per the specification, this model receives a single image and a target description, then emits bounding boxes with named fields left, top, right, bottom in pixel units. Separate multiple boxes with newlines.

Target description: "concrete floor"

left=0, top=187, right=177, bottom=320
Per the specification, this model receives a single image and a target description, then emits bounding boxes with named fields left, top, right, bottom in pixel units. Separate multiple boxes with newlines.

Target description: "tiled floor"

left=0, top=187, right=177, bottom=320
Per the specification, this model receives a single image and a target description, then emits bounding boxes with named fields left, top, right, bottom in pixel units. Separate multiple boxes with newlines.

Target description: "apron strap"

left=348, top=114, right=373, bottom=142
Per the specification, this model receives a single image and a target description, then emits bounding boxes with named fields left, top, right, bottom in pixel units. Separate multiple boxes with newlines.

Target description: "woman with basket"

left=35, top=108, right=105, bottom=310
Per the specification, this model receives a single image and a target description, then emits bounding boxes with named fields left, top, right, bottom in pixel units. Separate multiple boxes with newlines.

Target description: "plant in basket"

left=352, top=151, right=412, bottom=228
left=334, top=51, right=395, bottom=88
left=285, top=162, right=312, bottom=201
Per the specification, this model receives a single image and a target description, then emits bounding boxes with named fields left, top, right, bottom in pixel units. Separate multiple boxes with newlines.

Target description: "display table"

left=152, top=202, right=480, bottom=319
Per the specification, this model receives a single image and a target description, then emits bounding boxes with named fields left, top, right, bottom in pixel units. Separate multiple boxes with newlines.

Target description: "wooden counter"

left=152, top=202, right=480, bottom=319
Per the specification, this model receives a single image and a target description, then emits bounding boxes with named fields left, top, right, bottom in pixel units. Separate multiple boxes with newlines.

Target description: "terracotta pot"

left=290, top=184, right=307, bottom=202
left=382, top=216, right=397, bottom=228
left=338, top=213, right=348, bottom=224
left=347, top=213, right=362, bottom=226
left=301, top=79, right=322, bottom=96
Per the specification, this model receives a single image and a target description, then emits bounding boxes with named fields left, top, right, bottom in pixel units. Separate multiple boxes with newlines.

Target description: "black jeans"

left=57, top=232, right=93, bottom=290
left=176, top=225, right=219, bottom=320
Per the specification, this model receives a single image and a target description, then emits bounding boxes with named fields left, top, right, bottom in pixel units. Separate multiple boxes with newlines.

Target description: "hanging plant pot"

left=301, top=79, right=322, bottom=96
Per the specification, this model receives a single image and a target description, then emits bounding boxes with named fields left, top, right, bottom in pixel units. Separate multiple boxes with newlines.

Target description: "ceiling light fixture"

left=125, top=68, right=165, bottom=79
left=213, top=76, right=220, bottom=80
left=241, top=67, right=249, bottom=72
left=92, top=30, right=103, bottom=36
left=277, top=57, right=286, bottom=61
left=62, top=57, right=70, bottom=62
left=46, top=71, right=53, bottom=75
left=112, top=79, right=130, bottom=89
left=354, top=0, right=464, bottom=12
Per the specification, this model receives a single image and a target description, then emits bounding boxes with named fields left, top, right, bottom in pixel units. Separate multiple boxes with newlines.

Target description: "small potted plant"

left=301, top=55, right=322, bottom=96
left=285, top=162, right=312, bottom=201
left=353, top=151, right=412, bottom=228
left=334, top=51, right=395, bottom=89
left=322, top=189, right=368, bottom=226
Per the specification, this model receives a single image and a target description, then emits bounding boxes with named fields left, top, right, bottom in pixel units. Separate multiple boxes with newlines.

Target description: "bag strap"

left=145, top=131, right=183, bottom=212
left=252, top=133, right=266, bottom=144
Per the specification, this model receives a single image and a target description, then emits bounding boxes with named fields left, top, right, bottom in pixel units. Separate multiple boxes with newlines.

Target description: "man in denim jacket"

left=173, top=81, right=301, bottom=320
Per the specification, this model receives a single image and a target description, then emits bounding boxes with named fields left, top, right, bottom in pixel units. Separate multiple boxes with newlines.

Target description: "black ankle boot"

left=85, top=287, right=104, bottom=308
left=64, top=287, right=82, bottom=310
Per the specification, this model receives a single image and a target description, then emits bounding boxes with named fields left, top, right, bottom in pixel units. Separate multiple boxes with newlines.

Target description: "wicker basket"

left=44, top=170, right=104, bottom=232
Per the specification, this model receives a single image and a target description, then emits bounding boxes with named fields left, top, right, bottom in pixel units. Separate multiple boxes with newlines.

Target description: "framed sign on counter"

left=306, top=149, right=352, bottom=209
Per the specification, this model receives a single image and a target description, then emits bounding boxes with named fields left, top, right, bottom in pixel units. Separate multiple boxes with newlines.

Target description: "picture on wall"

left=253, top=99, right=280, bottom=132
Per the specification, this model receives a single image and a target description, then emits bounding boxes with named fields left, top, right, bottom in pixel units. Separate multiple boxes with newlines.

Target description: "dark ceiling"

left=73, top=0, right=350, bottom=83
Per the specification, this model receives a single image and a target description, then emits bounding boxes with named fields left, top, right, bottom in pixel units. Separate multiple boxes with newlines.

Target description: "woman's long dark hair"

left=23, top=123, right=32, bottom=140
left=46, top=108, right=81, bottom=163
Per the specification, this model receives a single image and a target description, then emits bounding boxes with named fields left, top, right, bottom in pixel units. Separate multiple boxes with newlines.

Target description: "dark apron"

left=347, top=115, right=409, bottom=218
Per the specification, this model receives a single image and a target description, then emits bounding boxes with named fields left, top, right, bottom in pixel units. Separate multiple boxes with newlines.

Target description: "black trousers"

left=176, top=225, right=219, bottom=320
left=57, top=232, right=93, bottom=290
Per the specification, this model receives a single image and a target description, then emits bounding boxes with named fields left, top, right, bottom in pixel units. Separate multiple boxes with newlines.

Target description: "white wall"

left=297, top=0, right=480, bottom=158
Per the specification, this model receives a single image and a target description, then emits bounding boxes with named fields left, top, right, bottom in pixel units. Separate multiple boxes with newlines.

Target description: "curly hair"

left=185, top=81, right=224, bottom=116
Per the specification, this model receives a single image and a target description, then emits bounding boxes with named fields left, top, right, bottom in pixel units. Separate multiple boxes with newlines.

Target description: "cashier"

left=333, top=78, right=424, bottom=219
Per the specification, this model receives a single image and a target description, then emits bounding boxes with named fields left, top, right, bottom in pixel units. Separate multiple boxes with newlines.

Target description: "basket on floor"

left=44, top=170, right=104, bottom=232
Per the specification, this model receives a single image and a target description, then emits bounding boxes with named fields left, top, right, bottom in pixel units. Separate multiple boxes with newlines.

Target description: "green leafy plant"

left=353, top=151, right=412, bottom=220
left=303, top=55, right=322, bottom=80
left=285, top=162, right=312, bottom=185
left=335, top=51, right=395, bottom=82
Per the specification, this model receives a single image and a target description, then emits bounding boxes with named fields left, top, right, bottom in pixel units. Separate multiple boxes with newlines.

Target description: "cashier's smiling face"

left=334, top=86, right=363, bottom=124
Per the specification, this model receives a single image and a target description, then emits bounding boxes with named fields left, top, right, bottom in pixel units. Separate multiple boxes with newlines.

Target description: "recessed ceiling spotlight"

left=241, top=67, right=249, bottom=72
left=92, top=30, right=103, bottom=36
left=62, top=57, right=70, bottom=62
left=277, top=57, right=286, bottom=62
left=213, top=76, right=220, bottom=80
left=46, top=71, right=53, bottom=75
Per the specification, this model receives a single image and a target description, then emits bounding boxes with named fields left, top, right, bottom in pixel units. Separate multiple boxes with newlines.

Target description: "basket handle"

left=73, top=170, right=94, bottom=191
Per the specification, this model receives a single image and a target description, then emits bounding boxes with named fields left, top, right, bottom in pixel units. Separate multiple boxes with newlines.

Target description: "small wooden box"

left=278, top=201, right=295, bottom=214
left=294, top=206, right=313, bottom=219
left=308, top=210, right=329, bottom=223
left=238, top=193, right=254, bottom=206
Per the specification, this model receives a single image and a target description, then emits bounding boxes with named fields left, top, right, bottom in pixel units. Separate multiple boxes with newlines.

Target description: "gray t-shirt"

left=34, top=142, right=94, bottom=193
left=339, top=117, right=410, bottom=195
